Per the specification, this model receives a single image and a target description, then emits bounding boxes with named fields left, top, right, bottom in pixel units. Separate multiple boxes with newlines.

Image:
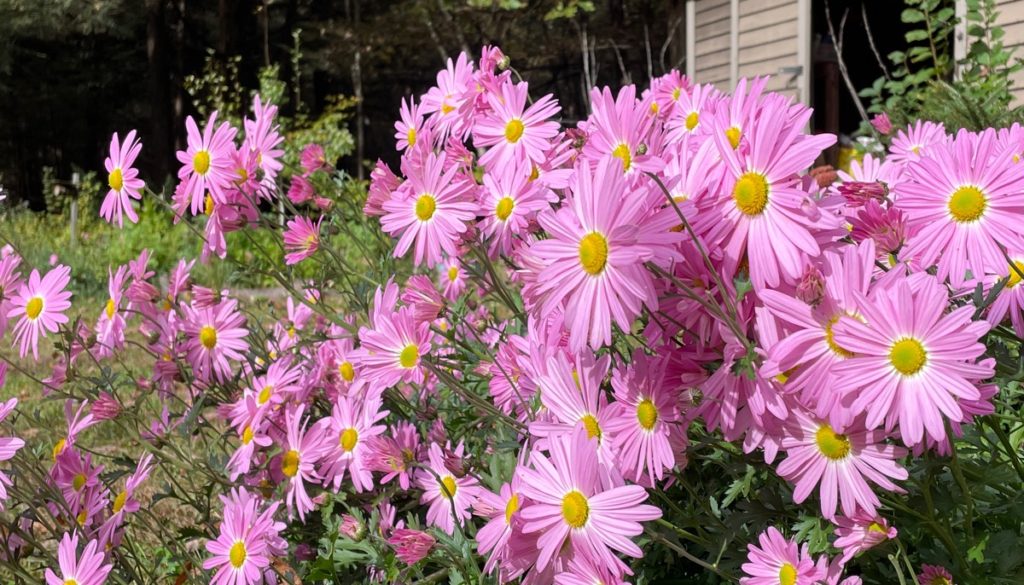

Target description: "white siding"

left=693, top=0, right=732, bottom=86
left=995, top=0, right=1024, bottom=103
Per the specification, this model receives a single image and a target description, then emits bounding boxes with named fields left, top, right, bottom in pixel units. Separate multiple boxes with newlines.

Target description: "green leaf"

left=902, top=8, right=926, bottom=23
left=906, top=29, right=929, bottom=43
left=968, top=534, right=989, bottom=564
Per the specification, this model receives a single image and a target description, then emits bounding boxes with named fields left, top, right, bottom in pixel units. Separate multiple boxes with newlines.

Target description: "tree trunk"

left=146, top=0, right=172, bottom=183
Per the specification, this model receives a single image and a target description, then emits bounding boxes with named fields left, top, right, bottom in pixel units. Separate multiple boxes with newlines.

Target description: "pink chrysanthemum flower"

left=95, top=265, right=129, bottom=358
left=776, top=408, right=908, bottom=519
left=888, top=120, right=946, bottom=164
left=358, top=305, right=432, bottom=388
left=420, top=52, right=474, bottom=138
left=581, top=84, right=659, bottom=175
left=176, top=111, right=239, bottom=215
left=832, top=276, right=993, bottom=446
left=478, top=162, right=554, bottom=256
left=388, top=528, right=436, bottom=564
left=183, top=298, right=249, bottom=382
left=871, top=112, right=892, bottom=135
left=381, top=152, right=477, bottom=267
left=204, top=490, right=277, bottom=585
left=0, top=253, right=23, bottom=339
left=701, top=97, right=838, bottom=290
left=0, top=398, right=23, bottom=508
left=850, top=200, right=909, bottom=256
left=278, top=404, right=326, bottom=521
left=320, top=396, right=388, bottom=492
left=8, top=264, right=72, bottom=360
left=474, top=80, right=561, bottom=169
left=897, top=128, right=1024, bottom=287
left=518, top=429, right=662, bottom=575
left=44, top=532, right=112, bottom=585
left=918, top=565, right=954, bottom=585
left=665, top=82, right=720, bottom=142
left=986, top=251, right=1024, bottom=336
left=555, top=555, right=629, bottom=585
left=395, top=97, right=425, bottom=152
left=832, top=512, right=897, bottom=564
left=417, top=442, right=480, bottom=535
left=740, top=527, right=826, bottom=585
left=474, top=478, right=527, bottom=574
left=605, top=351, right=686, bottom=485
left=365, top=421, right=421, bottom=490
left=243, top=95, right=284, bottom=196
left=529, top=157, right=680, bottom=351
left=282, top=216, right=322, bottom=265
left=101, top=130, right=145, bottom=226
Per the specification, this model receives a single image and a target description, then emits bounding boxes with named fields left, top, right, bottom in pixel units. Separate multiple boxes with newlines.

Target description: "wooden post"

left=69, top=172, right=80, bottom=247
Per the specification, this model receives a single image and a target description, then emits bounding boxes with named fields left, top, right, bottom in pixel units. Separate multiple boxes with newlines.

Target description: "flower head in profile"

left=388, top=528, right=436, bottom=564
left=243, top=95, right=284, bottom=196
left=740, top=526, right=826, bottom=585
left=395, top=97, right=425, bottom=152
left=833, top=512, right=897, bottom=564
left=44, top=532, right=112, bottom=585
left=283, top=216, right=322, bottom=265
left=101, top=130, right=145, bottom=226
left=96, top=265, right=129, bottom=358
left=8, top=264, right=72, bottom=360
left=918, top=564, right=954, bottom=585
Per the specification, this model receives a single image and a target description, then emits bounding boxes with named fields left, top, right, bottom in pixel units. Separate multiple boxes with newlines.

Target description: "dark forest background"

left=0, top=0, right=688, bottom=210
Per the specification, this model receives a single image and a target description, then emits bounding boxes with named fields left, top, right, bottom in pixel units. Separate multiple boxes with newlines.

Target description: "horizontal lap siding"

left=694, top=0, right=732, bottom=86
left=997, top=0, right=1024, bottom=103
left=738, top=0, right=799, bottom=100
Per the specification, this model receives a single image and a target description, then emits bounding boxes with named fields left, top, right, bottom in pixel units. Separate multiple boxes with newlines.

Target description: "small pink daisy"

left=176, top=111, right=239, bottom=215
left=832, top=512, right=897, bottom=564
left=358, top=305, right=432, bottom=388
left=243, top=95, right=284, bottom=195
left=888, top=120, right=946, bottom=164
left=101, top=130, right=145, bottom=226
left=474, top=80, right=561, bottom=169
left=44, top=532, right=112, bottom=585
left=417, top=442, right=481, bottom=535
left=388, top=528, right=436, bottom=564
left=832, top=276, right=994, bottom=446
left=0, top=398, right=24, bottom=508
left=278, top=404, right=327, bottom=521
left=395, top=97, right=424, bottom=151
left=381, top=152, right=478, bottom=267
left=740, top=526, right=826, bottom=585
left=474, top=477, right=526, bottom=574
left=319, top=396, right=388, bottom=492
left=282, top=216, right=322, bottom=265
left=204, top=490, right=276, bottom=585
left=95, top=265, right=129, bottom=358
left=478, top=161, right=554, bottom=256
left=182, top=297, right=249, bottom=382
left=8, top=264, right=72, bottom=360
left=918, top=564, right=954, bottom=585
left=518, top=430, right=662, bottom=575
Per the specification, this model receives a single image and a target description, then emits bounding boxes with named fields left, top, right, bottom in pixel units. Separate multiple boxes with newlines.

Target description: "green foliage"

left=184, top=51, right=247, bottom=124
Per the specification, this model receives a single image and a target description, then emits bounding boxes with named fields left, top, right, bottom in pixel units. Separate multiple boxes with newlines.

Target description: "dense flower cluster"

left=4, top=43, right=1021, bottom=584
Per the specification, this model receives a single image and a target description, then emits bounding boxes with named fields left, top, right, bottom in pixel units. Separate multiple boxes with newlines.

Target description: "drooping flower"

left=388, top=528, right=436, bottom=564
left=44, top=532, right=112, bottom=585
left=283, top=216, right=322, bottom=265
left=417, top=442, right=480, bottom=535
left=101, top=130, right=145, bottom=226
left=518, top=429, right=662, bottom=575
left=365, top=421, right=421, bottom=490
left=528, top=156, right=680, bottom=351
left=474, top=80, right=561, bottom=169
left=740, top=526, right=827, bottom=585
left=380, top=152, right=478, bottom=267
left=832, top=276, right=993, bottom=446
left=176, top=112, right=239, bottom=215
left=8, top=264, right=72, bottom=360
left=896, top=128, right=1024, bottom=287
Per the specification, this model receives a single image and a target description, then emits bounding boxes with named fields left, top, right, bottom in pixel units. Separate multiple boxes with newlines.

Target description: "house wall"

left=995, top=0, right=1024, bottom=103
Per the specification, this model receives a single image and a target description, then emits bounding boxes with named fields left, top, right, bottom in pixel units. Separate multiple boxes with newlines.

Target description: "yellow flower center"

left=561, top=490, right=590, bottom=528
left=868, top=522, right=888, bottom=534
left=578, top=232, right=609, bottom=276
left=108, top=168, right=124, bottom=192
left=650, top=101, right=660, bottom=114
left=495, top=196, right=515, bottom=221
left=672, top=87, right=682, bottom=102
left=199, top=325, right=218, bottom=349
left=236, top=167, right=249, bottom=185
left=779, top=562, right=797, bottom=585
left=824, top=316, right=854, bottom=358
left=815, top=424, right=851, bottom=460
left=399, top=344, right=419, bottom=368
left=685, top=111, right=699, bottom=131
left=340, top=428, right=359, bottom=452
left=733, top=172, right=769, bottom=216
left=25, top=297, right=43, bottom=320
left=241, top=425, right=254, bottom=445
left=229, top=540, right=247, bottom=568
left=1008, top=261, right=1024, bottom=288
left=504, top=493, right=520, bottom=525
left=63, top=580, right=79, bottom=585
left=105, top=298, right=116, bottom=319
left=339, top=361, right=355, bottom=382
left=258, top=385, right=273, bottom=405
left=52, top=438, right=66, bottom=461
left=726, top=126, right=742, bottom=149
left=76, top=511, right=87, bottom=526
left=504, top=118, right=525, bottom=143
left=441, top=102, right=455, bottom=115
left=447, top=266, right=459, bottom=282
left=407, top=127, right=417, bottom=147
left=930, top=578, right=951, bottom=585
left=415, top=194, right=437, bottom=221
left=528, top=165, right=540, bottom=181
left=581, top=414, right=602, bottom=440
left=636, top=399, right=658, bottom=430
left=947, top=185, right=987, bottom=223
left=112, top=490, right=128, bottom=514
left=440, top=476, right=458, bottom=499
left=281, top=449, right=300, bottom=477
left=204, top=193, right=215, bottom=216
left=193, top=150, right=211, bottom=175
left=889, top=338, right=927, bottom=376
left=72, top=473, right=87, bottom=491
left=612, top=142, right=632, bottom=172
